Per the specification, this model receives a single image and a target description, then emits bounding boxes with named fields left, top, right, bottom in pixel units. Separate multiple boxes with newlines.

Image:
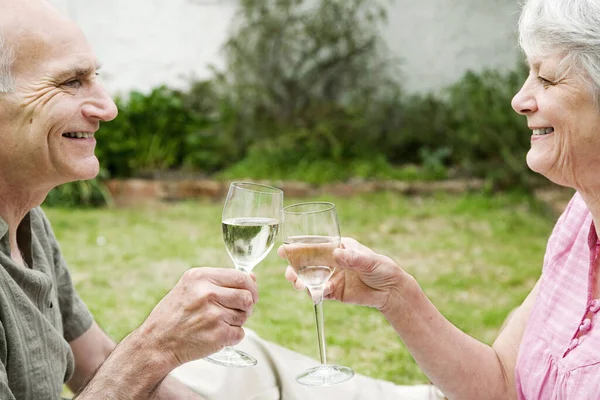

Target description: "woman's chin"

left=526, top=153, right=556, bottom=181
left=526, top=151, right=549, bottom=175
left=526, top=155, right=573, bottom=187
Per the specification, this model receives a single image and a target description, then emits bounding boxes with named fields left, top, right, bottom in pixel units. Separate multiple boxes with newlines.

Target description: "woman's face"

left=512, top=54, right=600, bottom=191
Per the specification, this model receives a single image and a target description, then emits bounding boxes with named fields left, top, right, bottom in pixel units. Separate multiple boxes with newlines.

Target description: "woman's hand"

left=281, top=237, right=408, bottom=313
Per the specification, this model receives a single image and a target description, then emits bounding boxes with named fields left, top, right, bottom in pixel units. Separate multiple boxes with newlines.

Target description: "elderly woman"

left=286, top=0, right=600, bottom=398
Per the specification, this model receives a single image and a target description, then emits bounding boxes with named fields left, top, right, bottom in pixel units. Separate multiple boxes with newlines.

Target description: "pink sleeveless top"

left=516, top=192, right=600, bottom=399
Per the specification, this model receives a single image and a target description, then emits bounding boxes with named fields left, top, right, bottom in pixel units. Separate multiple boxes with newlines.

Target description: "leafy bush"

left=210, top=0, right=399, bottom=160
left=219, top=62, right=531, bottom=187
left=95, top=85, right=226, bottom=178
left=44, top=169, right=113, bottom=207
left=443, top=63, right=532, bottom=188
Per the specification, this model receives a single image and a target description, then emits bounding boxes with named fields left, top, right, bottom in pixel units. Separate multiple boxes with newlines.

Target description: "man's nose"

left=82, top=83, right=118, bottom=122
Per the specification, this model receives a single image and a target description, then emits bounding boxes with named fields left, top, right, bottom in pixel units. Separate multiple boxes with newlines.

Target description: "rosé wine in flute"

left=282, top=235, right=340, bottom=295
left=282, top=202, right=354, bottom=386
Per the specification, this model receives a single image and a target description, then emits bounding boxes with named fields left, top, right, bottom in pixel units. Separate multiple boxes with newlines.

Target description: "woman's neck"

left=576, top=190, right=600, bottom=239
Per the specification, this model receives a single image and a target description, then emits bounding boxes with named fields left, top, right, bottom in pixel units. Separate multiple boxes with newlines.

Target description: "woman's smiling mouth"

left=532, top=127, right=554, bottom=136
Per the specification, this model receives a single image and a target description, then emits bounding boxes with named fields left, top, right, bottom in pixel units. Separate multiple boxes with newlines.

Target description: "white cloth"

left=171, top=329, right=444, bottom=400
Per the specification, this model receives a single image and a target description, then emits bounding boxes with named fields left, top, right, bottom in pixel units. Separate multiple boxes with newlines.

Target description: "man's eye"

left=63, top=79, right=82, bottom=89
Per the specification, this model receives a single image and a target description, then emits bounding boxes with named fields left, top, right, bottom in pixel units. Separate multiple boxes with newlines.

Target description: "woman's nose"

left=511, top=82, right=537, bottom=115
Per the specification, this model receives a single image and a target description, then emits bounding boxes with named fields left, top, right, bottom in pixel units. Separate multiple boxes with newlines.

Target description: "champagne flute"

left=205, top=182, right=283, bottom=367
left=282, top=202, right=354, bottom=386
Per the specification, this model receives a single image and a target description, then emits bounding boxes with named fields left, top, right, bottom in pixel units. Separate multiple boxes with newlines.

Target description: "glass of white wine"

left=205, top=182, right=283, bottom=368
left=282, top=202, right=354, bottom=386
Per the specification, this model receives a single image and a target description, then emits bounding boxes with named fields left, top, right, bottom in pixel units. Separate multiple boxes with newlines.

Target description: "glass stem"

left=313, top=299, right=328, bottom=365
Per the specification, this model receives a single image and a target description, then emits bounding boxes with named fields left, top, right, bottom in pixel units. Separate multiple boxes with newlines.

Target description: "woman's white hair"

left=0, top=30, right=15, bottom=93
left=518, top=0, right=600, bottom=97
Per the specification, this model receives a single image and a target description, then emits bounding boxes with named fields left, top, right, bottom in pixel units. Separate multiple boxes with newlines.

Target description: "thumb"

left=334, top=248, right=379, bottom=272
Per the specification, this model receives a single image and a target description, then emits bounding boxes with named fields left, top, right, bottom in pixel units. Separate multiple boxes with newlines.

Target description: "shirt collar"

left=0, top=211, right=34, bottom=242
left=0, top=215, right=8, bottom=240
left=587, top=220, right=599, bottom=250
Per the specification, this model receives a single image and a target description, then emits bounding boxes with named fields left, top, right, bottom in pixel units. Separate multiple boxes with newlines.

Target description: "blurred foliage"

left=444, top=63, right=533, bottom=189
left=94, top=85, right=227, bottom=178
left=44, top=169, right=113, bottom=208
left=215, top=0, right=398, bottom=162
left=48, top=0, right=536, bottom=207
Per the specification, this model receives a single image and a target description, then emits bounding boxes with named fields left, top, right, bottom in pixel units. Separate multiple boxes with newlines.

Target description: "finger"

left=334, top=248, right=378, bottom=272
left=285, top=266, right=306, bottom=291
left=202, top=268, right=259, bottom=302
left=226, top=326, right=246, bottom=346
left=284, top=265, right=298, bottom=282
left=212, top=286, right=256, bottom=313
left=340, top=237, right=374, bottom=253
left=222, top=307, right=250, bottom=327
left=249, top=272, right=257, bottom=282
left=324, top=281, right=334, bottom=296
left=277, top=245, right=287, bottom=259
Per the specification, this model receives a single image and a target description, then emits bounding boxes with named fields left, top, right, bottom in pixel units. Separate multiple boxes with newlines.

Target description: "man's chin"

left=62, top=158, right=101, bottom=182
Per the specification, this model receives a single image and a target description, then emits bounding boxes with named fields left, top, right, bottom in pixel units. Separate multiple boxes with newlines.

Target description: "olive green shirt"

left=0, top=207, right=93, bottom=399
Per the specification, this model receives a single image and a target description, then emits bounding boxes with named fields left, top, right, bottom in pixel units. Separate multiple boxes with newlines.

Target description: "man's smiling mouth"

left=62, top=132, right=94, bottom=139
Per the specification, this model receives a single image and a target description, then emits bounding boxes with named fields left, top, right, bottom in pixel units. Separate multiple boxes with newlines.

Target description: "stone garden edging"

left=105, top=178, right=487, bottom=206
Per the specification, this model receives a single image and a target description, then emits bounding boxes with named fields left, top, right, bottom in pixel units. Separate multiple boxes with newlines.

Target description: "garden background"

left=48, top=0, right=574, bottom=389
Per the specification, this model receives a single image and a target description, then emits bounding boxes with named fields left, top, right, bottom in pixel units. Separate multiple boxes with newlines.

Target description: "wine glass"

left=205, top=182, right=283, bottom=367
left=281, top=202, right=354, bottom=386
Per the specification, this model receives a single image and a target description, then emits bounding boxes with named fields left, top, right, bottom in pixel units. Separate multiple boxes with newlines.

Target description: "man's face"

left=0, top=0, right=117, bottom=191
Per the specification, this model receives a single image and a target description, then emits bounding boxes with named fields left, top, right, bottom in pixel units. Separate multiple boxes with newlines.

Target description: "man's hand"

left=281, top=237, right=407, bottom=312
left=76, top=267, right=255, bottom=399
left=139, top=267, right=259, bottom=369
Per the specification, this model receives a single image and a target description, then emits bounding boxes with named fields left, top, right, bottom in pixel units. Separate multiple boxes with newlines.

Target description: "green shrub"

left=443, top=63, right=533, bottom=188
left=219, top=62, right=530, bottom=187
left=96, top=85, right=225, bottom=178
left=44, top=169, right=113, bottom=207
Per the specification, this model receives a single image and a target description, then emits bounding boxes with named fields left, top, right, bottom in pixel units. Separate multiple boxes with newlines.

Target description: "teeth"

left=533, top=128, right=554, bottom=136
left=63, top=132, right=92, bottom=139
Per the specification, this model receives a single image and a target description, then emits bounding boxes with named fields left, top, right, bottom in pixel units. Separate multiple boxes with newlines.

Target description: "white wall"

left=383, top=0, right=521, bottom=92
left=53, top=0, right=521, bottom=95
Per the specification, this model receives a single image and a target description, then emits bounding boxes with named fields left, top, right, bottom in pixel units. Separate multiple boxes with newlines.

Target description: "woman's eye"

left=538, top=76, right=553, bottom=86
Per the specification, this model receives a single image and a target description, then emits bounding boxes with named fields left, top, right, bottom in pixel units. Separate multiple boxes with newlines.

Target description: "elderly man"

left=0, top=0, right=257, bottom=398
left=0, top=0, right=444, bottom=399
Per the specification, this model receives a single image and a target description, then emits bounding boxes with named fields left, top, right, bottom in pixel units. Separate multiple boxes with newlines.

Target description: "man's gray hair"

left=518, top=0, right=600, bottom=99
left=0, top=30, right=15, bottom=93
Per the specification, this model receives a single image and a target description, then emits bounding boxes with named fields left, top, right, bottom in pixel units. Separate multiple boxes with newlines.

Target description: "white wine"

left=283, top=235, right=340, bottom=288
left=222, top=217, right=280, bottom=272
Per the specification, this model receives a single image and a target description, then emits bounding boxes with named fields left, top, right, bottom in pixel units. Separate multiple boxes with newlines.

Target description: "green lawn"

left=47, top=191, right=556, bottom=385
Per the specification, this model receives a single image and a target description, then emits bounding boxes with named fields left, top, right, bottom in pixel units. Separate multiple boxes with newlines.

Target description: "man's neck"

left=0, top=177, right=50, bottom=264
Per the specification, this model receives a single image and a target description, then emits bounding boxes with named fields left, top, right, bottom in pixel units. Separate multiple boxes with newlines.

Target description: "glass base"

left=204, top=347, right=258, bottom=368
left=296, top=365, right=354, bottom=386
